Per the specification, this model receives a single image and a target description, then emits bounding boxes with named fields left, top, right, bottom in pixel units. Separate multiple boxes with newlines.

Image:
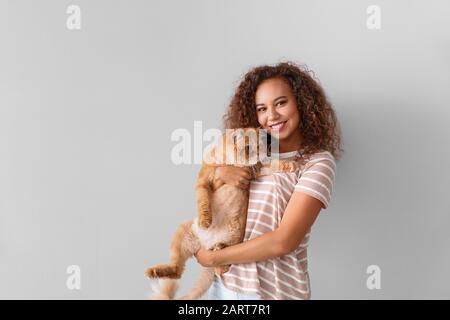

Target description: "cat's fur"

left=144, top=128, right=298, bottom=300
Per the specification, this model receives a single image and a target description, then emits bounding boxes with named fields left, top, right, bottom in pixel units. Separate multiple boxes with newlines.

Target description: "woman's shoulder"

left=309, top=150, right=335, bottom=160
left=300, top=150, right=336, bottom=169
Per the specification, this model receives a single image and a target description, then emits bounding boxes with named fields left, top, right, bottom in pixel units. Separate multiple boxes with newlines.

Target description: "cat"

left=144, top=127, right=299, bottom=300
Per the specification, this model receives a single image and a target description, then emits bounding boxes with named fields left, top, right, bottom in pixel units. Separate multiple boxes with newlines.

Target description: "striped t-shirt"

left=219, top=150, right=337, bottom=300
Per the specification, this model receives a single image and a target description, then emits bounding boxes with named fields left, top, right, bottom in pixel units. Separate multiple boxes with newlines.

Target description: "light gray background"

left=1, top=0, right=449, bottom=299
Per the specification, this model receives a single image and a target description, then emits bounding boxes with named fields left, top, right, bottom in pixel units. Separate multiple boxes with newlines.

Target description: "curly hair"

left=223, top=61, right=343, bottom=163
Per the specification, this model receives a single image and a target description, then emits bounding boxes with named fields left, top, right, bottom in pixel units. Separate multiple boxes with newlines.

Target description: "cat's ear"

left=203, top=143, right=217, bottom=165
left=231, top=129, right=244, bottom=142
left=229, top=131, right=236, bottom=145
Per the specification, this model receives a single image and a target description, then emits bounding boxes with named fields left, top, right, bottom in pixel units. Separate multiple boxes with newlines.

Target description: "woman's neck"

left=277, top=132, right=303, bottom=153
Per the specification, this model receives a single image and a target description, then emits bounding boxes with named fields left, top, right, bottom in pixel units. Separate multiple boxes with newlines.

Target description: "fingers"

left=237, top=167, right=252, bottom=179
left=234, top=180, right=248, bottom=189
left=236, top=168, right=251, bottom=189
left=240, top=169, right=252, bottom=180
left=237, top=177, right=250, bottom=190
left=239, top=183, right=250, bottom=190
left=219, top=166, right=252, bottom=189
left=239, top=176, right=249, bottom=185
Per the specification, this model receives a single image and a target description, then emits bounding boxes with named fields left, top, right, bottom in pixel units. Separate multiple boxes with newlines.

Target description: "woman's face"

left=255, top=77, right=302, bottom=151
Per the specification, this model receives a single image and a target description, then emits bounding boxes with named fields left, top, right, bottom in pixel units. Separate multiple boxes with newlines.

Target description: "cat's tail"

left=149, top=278, right=179, bottom=300
left=178, top=267, right=215, bottom=300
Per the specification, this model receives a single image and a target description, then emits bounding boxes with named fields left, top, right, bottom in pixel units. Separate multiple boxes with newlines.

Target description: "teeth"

left=270, top=121, right=286, bottom=129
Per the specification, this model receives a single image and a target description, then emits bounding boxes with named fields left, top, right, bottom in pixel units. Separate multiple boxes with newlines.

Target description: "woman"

left=196, top=62, right=343, bottom=300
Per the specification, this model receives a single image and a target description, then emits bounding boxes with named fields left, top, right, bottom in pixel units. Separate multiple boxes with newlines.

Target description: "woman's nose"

left=267, top=107, right=280, bottom=121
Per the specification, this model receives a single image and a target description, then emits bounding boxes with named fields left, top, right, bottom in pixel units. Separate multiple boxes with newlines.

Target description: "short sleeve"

left=294, top=152, right=336, bottom=209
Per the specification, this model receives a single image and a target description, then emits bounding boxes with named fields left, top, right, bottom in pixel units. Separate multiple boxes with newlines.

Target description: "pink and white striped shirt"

left=220, top=150, right=337, bottom=300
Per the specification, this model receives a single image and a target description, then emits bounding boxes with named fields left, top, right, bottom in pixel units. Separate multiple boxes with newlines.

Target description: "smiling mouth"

left=269, top=121, right=287, bottom=130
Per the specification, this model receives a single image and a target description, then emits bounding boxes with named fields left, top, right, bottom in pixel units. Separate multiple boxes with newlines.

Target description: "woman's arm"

left=195, top=191, right=324, bottom=267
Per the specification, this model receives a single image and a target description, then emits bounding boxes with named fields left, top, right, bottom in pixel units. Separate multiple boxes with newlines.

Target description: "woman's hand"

left=195, top=247, right=217, bottom=267
left=214, top=166, right=252, bottom=190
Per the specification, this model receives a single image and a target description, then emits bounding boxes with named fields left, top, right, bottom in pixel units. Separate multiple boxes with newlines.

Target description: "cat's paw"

left=286, top=161, right=299, bottom=172
left=198, top=217, right=212, bottom=229
left=144, top=265, right=181, bottom=279
left=214, top=265, right=230, bottom=275
left=145, top=267, right=159, bottom=278
left=213, top=242, right=227, bottom=251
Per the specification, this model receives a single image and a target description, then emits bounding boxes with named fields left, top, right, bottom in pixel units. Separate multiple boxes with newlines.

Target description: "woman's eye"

left=276, top=100, right=286, bottom=107
left=257, top=107, right=266, bottom=112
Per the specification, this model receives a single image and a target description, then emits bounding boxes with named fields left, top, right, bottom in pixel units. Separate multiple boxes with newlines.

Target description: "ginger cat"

left=144, top=128, right=299, bottom=299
